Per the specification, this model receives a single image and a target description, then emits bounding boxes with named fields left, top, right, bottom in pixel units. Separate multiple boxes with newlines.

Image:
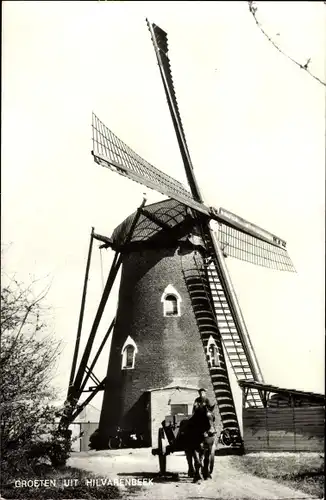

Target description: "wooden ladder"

left=181, top=255, right=242, bottom=441
left=205, top=259, right=263, bottom=408
left=200, top=223, right=264, bottom=408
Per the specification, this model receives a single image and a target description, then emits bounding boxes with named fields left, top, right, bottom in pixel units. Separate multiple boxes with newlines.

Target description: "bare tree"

left=248, top=1, right=326, bottom=87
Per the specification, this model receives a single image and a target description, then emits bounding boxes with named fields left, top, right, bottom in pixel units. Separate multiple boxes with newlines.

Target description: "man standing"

left=192, top=388, right=216, bottom=437
left=192, top=388, right=213, bottom=414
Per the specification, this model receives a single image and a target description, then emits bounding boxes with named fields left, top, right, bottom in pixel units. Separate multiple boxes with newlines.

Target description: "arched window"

left=165, top=295, right=178, bottom=316
left=161, top=285, right=182, bottom=317
left=208, top=344, right=219, bottom=367
left=121, top=336, right=138, bottom=370
left=125, top=345, right=134, bottom=368
left=207, top=336, right=220, bottom=368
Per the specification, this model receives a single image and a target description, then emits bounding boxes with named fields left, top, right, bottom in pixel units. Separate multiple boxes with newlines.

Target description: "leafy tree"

left=0, top=269, right=69, bottom=480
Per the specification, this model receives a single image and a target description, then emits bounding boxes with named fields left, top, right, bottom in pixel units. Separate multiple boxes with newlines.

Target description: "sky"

left=2, top=1, right=325, bottom=417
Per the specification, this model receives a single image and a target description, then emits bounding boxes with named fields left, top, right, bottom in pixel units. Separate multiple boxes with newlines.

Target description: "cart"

left=151, top=414, right=187, bottom=474
left=152, top=414, right=244, bottom=474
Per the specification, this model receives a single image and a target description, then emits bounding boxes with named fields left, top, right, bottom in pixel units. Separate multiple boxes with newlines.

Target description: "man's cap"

left=198, top=388, right=206, bottom=393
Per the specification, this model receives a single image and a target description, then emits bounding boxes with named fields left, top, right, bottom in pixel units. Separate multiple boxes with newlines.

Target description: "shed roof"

left=73, top=403, right=101, bottom=423
left=147, top=385, right=199, bottom=393
left=238, top=380, right=325, bottom=403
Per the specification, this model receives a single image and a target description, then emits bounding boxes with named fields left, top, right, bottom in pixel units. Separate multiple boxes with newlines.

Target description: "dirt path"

left=68, top=449, right=318, bottom=500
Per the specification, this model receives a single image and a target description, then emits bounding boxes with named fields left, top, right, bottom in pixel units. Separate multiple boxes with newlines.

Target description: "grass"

left=0, top=466, right=121, bottom=499
left=230, top=452, right=325, bottom=499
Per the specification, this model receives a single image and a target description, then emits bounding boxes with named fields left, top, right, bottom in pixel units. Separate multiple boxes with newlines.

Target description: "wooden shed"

left=239, top=380, right=325, bottom=453
left=148, top=385, right=200, bottom=447
left=69, top=404, right=101, bottom=452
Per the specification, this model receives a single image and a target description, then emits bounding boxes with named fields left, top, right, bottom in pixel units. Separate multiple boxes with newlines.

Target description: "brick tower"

left=98, top=199, right=237, bottom=447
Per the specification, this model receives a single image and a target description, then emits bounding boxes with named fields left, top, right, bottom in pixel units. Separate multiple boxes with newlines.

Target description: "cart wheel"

left=219, top=429, right=232, bottom=446
left=108, top=436, right=122, bottom=450
left=158, top=428, right=167, bottom=475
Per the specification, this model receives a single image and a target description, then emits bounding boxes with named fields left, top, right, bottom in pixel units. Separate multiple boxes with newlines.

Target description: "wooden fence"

left=243, top=406, right=324, bottom=452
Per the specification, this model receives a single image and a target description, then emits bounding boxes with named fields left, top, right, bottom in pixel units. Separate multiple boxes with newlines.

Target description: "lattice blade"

left=217, top=223, right=296, bottom=272
left=217, top=207, right=287, bottom=248
left=146, top=20, right=203, bottom=202
left=92, top=113, right=207, bottom=215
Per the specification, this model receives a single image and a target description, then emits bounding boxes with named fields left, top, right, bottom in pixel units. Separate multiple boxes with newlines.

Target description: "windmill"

left=61, top=20, right=296, bottom=450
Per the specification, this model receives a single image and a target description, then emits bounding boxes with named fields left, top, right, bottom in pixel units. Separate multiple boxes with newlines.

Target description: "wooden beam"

left=67, top=227, right=95, bottom=397
left=62, top=198, right=147, bottom=428
left=93, top=232, right=113, bottom=248
left=238, top=380, right=325, bottom=402
left=71, top=378, right=107, bottom=421
left=71, top=251, right=121, bottom=399
left=141, top=208, right=172, bottom=230
left=77, top=318, right=115, bottom=397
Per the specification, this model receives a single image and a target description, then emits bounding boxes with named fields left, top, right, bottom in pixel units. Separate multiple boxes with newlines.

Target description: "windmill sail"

left=144, top=20, right=296, bottom=274
left=92, top=113, right=206, bottom=215
left=92, top=112, right=296, bottom=273
left=218, top=223, right=295, bottom=272
left=215, top=207, right=296, bottom=272
left=146, top=19, right=203, bottom=202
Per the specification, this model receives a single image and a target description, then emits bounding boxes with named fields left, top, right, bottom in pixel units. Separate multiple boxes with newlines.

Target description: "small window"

left=121, top=336, right=138, bottom=370
left=170, top=404, right=188, bottom=416
left=207, top=335, right=220, bottom=368
left=209, top=344, right=219, bottom=367
left=125, top=345, right=134, bottom=368
left=161, top=285, right=182, bottom=317
left=165, top=295, right=178, bottom=316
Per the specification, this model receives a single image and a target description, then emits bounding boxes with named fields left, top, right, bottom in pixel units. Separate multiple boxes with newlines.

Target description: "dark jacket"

left=192, top=396, right=213, bottom=414
left=192, top=396, right=216, bottom=436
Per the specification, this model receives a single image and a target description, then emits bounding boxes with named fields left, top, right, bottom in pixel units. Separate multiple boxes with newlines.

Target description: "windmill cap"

left=198, top=388, right=206, bottom=393
left=111, top=199, right=206, bottom=249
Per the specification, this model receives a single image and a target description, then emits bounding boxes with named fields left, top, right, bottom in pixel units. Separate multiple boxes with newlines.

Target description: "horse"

left=176, top=404, right=216, bottom=482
